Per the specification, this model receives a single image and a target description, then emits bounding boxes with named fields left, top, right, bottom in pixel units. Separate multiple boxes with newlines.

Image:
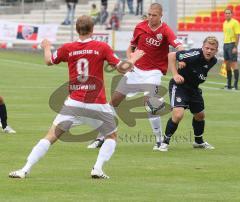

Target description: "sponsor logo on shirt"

left=199, top=74, right=207, bottom=80
left=176, top=97, right=182, bottom=102
left=146, top=37, right=161, bottom=46
left=178, top=51, right=200, bottom=60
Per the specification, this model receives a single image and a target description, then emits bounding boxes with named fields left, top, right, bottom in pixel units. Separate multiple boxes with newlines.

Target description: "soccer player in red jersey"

left=9, top=15, right=144, bottom=179
left=88, top=3, right=184, bottom=150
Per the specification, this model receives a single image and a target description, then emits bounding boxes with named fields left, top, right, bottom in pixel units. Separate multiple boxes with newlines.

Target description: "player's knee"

left=110, top=99, right=120, bottom=107
left=172, top=111, right=184, bottom=123
left=225, top=62, right=232, bottom=70
left=110, top=92, right=125, bottom=107
left=194, top=112, right=205, bottom=121
left=0, top=96, right=4, bottom=104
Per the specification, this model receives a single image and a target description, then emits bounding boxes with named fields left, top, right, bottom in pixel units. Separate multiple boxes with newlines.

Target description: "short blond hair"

left=150, top=3, right=163, bottom=12
left=203, top=36, right=219, bottom=48
left=76, top=15, right=94, bottom=36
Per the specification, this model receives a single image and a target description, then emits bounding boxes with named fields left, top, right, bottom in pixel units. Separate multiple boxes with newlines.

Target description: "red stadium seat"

left=178, top=22, right=185, bottom=31
left=195, top=16, right=202, bottom=23
left=219, top=16, right=225, bottom=23
left=197, top=23, right=210, bottom=31
left=234, top=11, right=240, bottom=17
left=211, top=16, right=219, bottom=23
left=219, top=11, right=225, bottom=18
left=211, top=23, right=222, bottom=32
left=211, top=11, right=218, bottom=18
left=235, top=5, right=240, bottom=12
left=227, top=5, right=234, bottom=11
left=203, top=16, right=210, bottom=23
left=186, top=23, right=194, bottom=31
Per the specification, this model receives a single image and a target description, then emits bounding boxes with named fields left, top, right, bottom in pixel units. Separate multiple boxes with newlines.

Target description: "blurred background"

left=0, top=0, right=239, bottom=54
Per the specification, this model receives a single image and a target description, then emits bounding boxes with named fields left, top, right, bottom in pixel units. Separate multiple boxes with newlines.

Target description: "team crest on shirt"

left=156, top=33, right=163, bottom=41
left=176, top=97, right=182, bottom=102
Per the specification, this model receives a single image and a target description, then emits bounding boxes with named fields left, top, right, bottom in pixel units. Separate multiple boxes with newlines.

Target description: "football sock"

left=94, top=138, right=116, bottom=171
left=192, top=118, right=204, bottom=144
left=227, top=70, right=232, bottom=88
left=148, top=115, right=162, bottom=142
left=164, top=118, right=179, bottom=144
left=0, top=103, right=7, bottom=129
left=21, top=139, right=51, bottom=173
left=233, top=69, right=239, bottom=89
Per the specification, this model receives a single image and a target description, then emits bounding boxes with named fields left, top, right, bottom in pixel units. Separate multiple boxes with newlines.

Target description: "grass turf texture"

left=0, top=50, right=240, bottom=202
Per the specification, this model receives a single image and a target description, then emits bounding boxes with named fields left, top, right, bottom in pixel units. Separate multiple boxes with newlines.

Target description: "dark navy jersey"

left=175, top=48, right=217, bottom=88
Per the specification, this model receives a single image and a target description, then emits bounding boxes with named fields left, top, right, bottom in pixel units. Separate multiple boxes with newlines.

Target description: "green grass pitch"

left=0, top=50, right=240, bottom=202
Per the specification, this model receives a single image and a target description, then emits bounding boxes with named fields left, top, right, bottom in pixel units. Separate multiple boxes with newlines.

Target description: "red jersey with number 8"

left=51, top=39, right=120, bottom=104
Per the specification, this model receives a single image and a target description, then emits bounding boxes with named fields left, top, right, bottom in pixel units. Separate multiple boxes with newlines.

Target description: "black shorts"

left=223, top=42, right=238, bottom=62
left=169, top=80, right=204, bottom=114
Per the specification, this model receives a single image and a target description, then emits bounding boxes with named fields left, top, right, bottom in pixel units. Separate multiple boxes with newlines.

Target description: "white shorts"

left=53, top=97, right=117, bottom=137
left=115, top=66, right=163, bottom=97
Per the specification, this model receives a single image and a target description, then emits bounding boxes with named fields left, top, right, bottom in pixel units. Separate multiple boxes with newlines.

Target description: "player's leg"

left=0, top=96, right=7, bottom=130
left=230, top=49, right=239, bottom=90
left=9, top=103, right=74, bottom=178
left=192, top=112, right=214, bottom=149
left=144, top=94, right=163, bottom=150
left=88, top=103, right=118, bottom=179
left=91, top=132, right=117, bottom=179
left=159, top=81, right=186, bottom=151
left=87, top=91, right=125, bottom=149
left=224, top=44, right=232, bottom=89
left=9, top=124, right=65, bottom=178
left=226, top=60, right=233, bottom=89
left=189, top=91, right=214, bottom=149
left=0, top=96, right=16, bottom=133
left=142, top=71, right=164, bottom=150
left=159, top=107, right=185, bottom=151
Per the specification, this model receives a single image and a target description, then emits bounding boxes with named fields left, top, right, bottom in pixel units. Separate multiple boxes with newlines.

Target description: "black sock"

left=0, top=103, right=8, bottom=129
left=164, top=118, right=178, bottom=144
left=192, top=118, right=204, bottom=144
left=227, top=70, right=232, bottom=88
left=233, top=69, right=239, bottom=89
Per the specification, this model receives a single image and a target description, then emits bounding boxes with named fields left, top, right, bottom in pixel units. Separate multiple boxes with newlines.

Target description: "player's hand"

left=130, top=49, right=145, bottom=63
left=173, top=74, right=184, bottom=84
left=178, top=61, right=186, bottom=69
left=232, top=47, right=237, bottom=54
left=41, top=39, right=51, bottom=49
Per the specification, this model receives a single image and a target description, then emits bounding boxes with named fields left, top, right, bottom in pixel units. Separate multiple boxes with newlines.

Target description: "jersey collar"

left=147, top=21, right=162, bottom=32
left=77, top=38, right=92, bottom=43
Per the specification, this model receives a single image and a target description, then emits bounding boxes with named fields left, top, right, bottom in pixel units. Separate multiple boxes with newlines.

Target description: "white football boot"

left=3, top=126, right=16, bottom=134
left=91, top=168, right=109, bottom=179
left=9, top=169, right=27, bottom=179
left=193, top=142, right=215, bottom=150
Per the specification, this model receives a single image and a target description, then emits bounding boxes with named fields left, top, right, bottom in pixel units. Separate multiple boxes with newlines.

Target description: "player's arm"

left=117, top=49, right=145, bottom=74
left=126, top=44, right=136, bottom=60
left=41, top=39, right=53, bottom=66
left=176, top=45, right=184, bottom=51
left=168, top=52, right=184, bottom=84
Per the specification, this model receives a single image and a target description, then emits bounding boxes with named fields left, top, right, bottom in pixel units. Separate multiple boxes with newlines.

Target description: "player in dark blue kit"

left=158, top=36, right=219, bottom=151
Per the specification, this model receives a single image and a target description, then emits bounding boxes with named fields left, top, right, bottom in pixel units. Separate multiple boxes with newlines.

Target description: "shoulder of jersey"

left=179, top=49, right=201, bottom=59
left=136, top=20, right=148, bottom=28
